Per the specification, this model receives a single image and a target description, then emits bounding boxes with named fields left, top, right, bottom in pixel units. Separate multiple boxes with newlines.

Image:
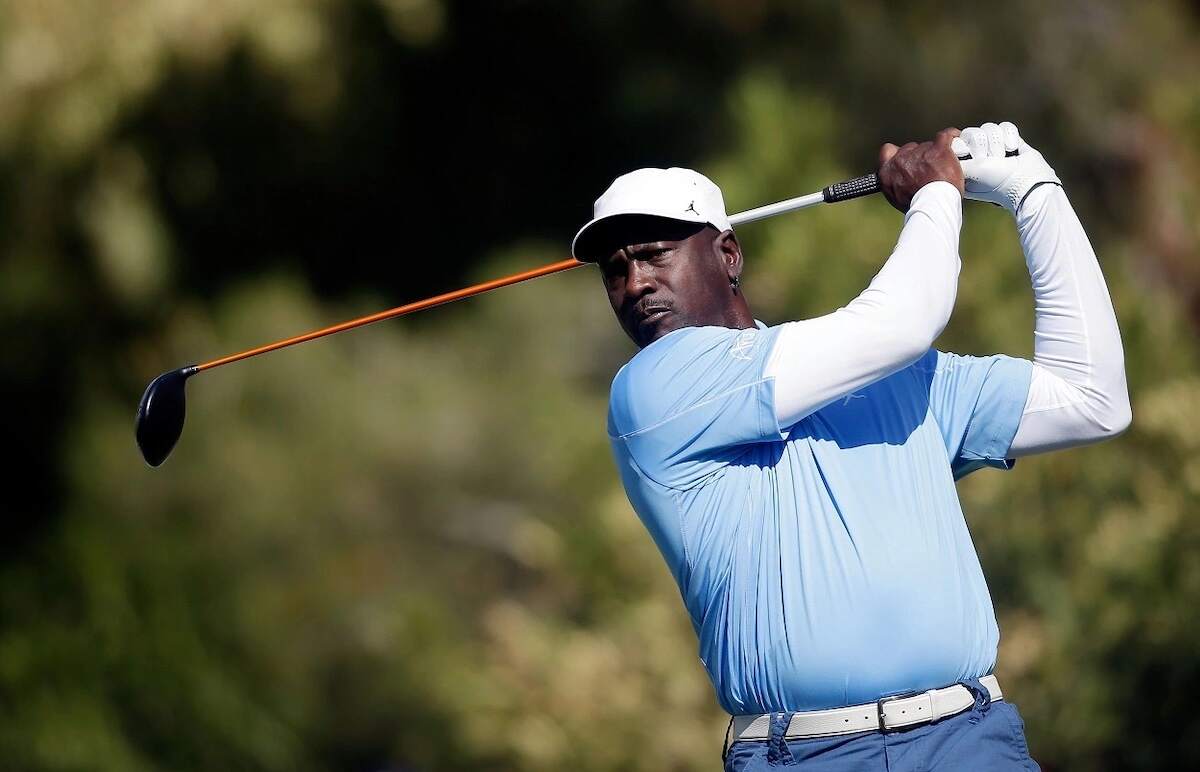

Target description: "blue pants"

left=723, top=679, right=1041, bottom=771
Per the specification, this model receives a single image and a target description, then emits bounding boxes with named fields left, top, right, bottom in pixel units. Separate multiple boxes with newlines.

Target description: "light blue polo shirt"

left=607, top=322, right=1033, bottom=714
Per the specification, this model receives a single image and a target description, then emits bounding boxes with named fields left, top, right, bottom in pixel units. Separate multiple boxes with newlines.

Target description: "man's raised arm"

left=766, top=128, right=965, bottom=428
left=956, top=122, right=1131, bottom=455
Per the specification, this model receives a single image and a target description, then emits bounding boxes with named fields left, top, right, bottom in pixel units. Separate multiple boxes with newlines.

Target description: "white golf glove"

left=950, top=121, right=1061, bottom=214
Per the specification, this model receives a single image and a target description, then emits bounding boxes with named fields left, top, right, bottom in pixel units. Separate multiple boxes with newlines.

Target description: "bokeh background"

left=2, top=1, right=1199, bottom=770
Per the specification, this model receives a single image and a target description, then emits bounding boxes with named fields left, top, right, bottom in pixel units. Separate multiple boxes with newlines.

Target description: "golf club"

left=136, top=173, right=880, bottom=467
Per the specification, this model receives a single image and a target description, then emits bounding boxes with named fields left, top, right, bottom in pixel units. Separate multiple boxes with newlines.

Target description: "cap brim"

left=571, top=209, right=713, bottom=261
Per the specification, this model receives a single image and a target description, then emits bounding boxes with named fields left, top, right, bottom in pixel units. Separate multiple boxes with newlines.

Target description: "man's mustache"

left=626, top=299, right=675, bottom=320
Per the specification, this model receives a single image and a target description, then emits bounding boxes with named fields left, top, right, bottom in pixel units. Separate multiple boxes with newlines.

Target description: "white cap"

left=571, top=167, right=732, bottom=261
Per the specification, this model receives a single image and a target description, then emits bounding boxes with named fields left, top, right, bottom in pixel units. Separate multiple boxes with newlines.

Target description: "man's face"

left=585, top=215, right=734, bottom=348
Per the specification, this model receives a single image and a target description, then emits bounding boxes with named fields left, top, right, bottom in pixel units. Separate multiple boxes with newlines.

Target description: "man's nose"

left=624, top=260, right=656, bottom=297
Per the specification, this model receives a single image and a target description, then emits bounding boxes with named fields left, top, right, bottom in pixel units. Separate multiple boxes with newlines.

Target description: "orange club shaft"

left=196, top=258, right=586, bottom=372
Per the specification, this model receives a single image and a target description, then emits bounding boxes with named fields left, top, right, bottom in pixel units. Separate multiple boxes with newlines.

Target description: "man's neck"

left=718, top=296, right=755, bottom=330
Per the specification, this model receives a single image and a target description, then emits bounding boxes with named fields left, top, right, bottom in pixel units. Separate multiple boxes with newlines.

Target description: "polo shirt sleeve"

left=608, top=325, right=786, bottom=489
left=921, top=349, right=1034, bottom=480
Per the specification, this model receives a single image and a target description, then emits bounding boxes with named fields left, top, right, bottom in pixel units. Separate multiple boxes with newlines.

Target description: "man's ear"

left=714, top=229, right=743, bottom=280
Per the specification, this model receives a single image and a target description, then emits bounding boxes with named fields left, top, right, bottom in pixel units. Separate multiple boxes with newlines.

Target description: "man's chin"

left=631, top=315, right=684, bottom=347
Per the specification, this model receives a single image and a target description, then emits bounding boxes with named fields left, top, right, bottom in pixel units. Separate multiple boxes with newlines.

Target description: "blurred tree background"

left=1, top=0, right=1198, bottom=769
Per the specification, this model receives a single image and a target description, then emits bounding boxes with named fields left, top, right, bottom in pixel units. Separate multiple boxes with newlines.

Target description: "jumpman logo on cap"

left=685, top=200, right=699, bottom=216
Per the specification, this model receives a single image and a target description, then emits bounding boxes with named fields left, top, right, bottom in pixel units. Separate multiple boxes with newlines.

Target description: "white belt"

left=728, top=675, right=1002, bottom=745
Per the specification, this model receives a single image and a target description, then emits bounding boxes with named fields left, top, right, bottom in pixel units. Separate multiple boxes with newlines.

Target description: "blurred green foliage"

left=1, top=1, right=1198, bottom=770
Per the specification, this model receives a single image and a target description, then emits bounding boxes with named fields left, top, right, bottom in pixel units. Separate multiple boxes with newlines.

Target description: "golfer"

left=572, top=123, right=1129, bottom=771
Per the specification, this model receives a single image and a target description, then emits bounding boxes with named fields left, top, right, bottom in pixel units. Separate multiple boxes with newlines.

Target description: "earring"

left=730, top=275, right=741, bottom=292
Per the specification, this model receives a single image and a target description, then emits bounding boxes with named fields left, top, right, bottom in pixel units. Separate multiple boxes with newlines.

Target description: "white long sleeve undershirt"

left=1007, top=184, right=1131, bottom=454
left=764, top=181, right=962, bottom=425
left=763, top=181, right=1130, bottom=453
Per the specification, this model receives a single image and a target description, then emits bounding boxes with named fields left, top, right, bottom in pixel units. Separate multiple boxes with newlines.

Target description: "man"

left=571, top=123, right=1130, bottom=771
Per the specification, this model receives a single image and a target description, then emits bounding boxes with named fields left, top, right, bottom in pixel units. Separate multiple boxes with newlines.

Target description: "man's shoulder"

left=608, top=324, right=777, bottom=438
left=616, top=325, right=749, bottom=376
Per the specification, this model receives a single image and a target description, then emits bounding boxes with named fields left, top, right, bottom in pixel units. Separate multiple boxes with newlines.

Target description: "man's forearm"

left=765, top=181, right=962, bottom=428
left=1008, top=185, right=1131, bottom=454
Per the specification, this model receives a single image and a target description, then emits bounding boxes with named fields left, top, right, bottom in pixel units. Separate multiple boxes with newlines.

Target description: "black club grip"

left=822, top=173, right=880, bottom=203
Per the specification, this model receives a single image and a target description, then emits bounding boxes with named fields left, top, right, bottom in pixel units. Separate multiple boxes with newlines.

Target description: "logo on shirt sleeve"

left=729, top=329, right=758, bottom=361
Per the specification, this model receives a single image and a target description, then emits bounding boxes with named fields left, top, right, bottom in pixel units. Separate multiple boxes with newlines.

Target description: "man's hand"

left=952, top=121, right=1061, bottom=214
left=878, top=128, right=965, bottom=213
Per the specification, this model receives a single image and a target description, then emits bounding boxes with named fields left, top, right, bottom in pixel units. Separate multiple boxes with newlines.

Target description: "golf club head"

left=136, top=366, right=197, bottom=467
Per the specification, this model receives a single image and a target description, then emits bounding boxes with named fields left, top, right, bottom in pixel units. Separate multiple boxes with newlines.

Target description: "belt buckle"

left=876, top=691, right=921, bottom=732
